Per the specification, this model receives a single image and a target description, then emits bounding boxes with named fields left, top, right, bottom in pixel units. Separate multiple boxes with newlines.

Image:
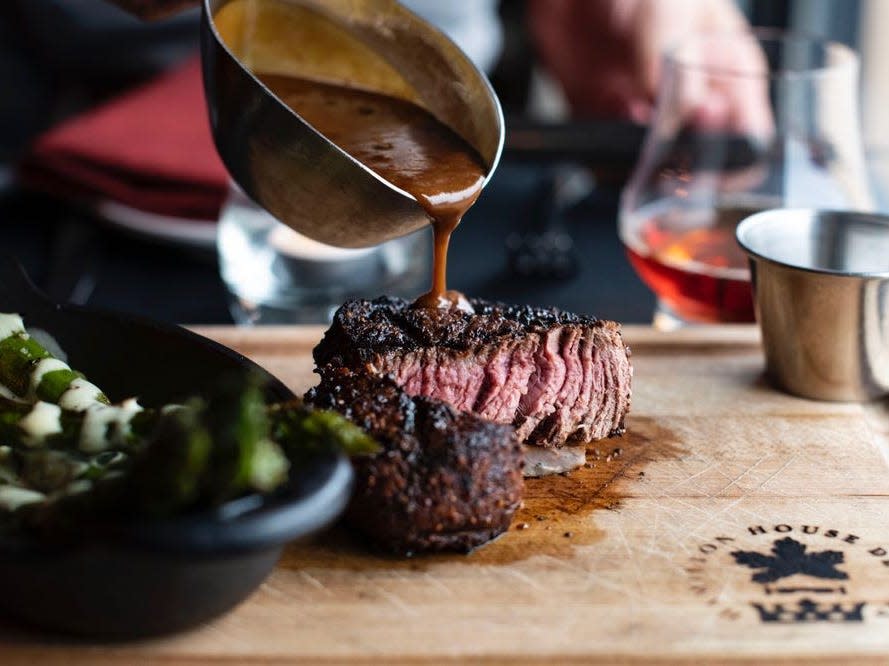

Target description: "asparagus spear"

left=14, top=394, right=267, bottom=530
left=269, top=401, right=380, bottom=460
left=0, top=313, right=382, bottom=536
left=14, top=388, right=381, bottom=537
left=0, top=397, right=155, bottom=452
left=125, top=378, right=292, bottom=515
left=0, top=389, right=377, bottom=503
left=0, top=313, right=109, bottom=408
left=124, top=377, right=377, bottom=511
left=13, top=377, right=286, bottom=524
left=0, top=393, right=246, bottom=512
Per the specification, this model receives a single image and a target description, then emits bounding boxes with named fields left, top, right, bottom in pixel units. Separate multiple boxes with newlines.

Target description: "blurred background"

left=2, top=0, right=886, bottom=324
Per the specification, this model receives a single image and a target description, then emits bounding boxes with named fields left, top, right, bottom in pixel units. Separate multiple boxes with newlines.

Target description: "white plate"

left=94, top=200, right=218, bottom=249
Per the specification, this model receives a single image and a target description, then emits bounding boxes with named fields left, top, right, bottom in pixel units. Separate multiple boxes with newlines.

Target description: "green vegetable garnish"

left=0, top=313, right=380, bottom=539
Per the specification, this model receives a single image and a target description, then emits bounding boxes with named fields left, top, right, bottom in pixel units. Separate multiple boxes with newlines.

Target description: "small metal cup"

left=737, top=209, right=889, bottom=401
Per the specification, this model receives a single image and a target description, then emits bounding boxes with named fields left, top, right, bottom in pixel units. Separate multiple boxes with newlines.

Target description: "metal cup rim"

left=736, top=208, right=889, bottom=280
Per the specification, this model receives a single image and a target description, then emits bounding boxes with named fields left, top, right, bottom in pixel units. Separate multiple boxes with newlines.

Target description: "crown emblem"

left=752, top=599, right=865, bottom=623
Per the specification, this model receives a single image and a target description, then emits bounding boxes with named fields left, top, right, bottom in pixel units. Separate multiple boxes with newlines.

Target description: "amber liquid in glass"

left=621, top=202, right=763, bottom=323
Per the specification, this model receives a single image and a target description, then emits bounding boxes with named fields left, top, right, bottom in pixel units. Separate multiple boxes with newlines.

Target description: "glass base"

left=228, top=295, right=341, bottom=326
left=653, top=301, right=693, bottom=332
left=218, top=185, right=430, bottom=325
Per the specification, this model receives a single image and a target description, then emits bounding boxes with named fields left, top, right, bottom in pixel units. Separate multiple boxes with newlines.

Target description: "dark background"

left=2, top=0, right=854, bottom=325
left=4, top=165, right=657, bottom=324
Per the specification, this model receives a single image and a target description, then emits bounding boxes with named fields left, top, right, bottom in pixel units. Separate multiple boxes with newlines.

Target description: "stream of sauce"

left=258, top=74, right=487, bottom=309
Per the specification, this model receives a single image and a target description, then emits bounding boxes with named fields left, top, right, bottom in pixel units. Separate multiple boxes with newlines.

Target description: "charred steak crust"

left=305, top=369, right=524, bottom=555
left=314, top=296, right=602, bottom=365
left=314, top=297, right=633, bottom=449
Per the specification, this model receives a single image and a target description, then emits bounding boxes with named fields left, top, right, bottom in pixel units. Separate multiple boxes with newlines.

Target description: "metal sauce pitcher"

left=200, top=0, right=504, bottom=248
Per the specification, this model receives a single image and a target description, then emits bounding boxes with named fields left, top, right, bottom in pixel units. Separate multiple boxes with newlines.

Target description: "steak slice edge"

left=314, top=297, right=632, bottom=452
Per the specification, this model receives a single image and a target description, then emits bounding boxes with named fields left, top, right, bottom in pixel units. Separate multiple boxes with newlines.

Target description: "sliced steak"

left=314, top=297, right=632, bottom=454
left=305, top=368, right=523, bottom=555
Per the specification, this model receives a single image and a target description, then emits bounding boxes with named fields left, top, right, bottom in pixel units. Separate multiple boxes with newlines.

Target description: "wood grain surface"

left=4, top=324, right=889, bottom=664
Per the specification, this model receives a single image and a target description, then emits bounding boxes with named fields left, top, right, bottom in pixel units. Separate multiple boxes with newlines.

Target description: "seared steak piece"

left=306, top=368, right=523, bottom=555
left=314, top=297, right=632, bottom=455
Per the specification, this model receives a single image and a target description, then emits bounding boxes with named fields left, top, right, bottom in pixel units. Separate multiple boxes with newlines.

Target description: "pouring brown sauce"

left=258, top=74, right=486, bottom=311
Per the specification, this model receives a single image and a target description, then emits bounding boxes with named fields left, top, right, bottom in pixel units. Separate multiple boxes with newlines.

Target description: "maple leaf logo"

left=731, top=537, right=849, bottom=584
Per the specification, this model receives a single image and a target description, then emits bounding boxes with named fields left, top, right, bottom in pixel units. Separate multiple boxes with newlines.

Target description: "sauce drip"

left=258, top=74, right=486, bottom=310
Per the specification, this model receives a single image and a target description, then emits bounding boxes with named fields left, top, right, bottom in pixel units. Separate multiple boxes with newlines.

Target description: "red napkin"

left=19, top=55, right=229, bottom=221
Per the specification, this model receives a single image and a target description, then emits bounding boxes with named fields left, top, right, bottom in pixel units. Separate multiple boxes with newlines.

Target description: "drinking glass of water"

left=619, top=30, right=872, bottom=329
left=217, top=184, right=430, bottom=324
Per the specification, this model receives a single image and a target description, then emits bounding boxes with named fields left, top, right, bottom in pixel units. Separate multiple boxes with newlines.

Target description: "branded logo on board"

left=685, top=524, right=889, bottom=624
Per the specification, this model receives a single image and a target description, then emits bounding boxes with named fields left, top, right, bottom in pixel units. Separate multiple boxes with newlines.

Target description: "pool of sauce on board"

left=258, top=73, right=486, bottom=310
left=280, top=417, right=685, bottom=569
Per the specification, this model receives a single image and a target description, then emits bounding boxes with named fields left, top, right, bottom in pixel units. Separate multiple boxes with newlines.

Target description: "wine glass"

left=619, top=30, right=873, bottom=329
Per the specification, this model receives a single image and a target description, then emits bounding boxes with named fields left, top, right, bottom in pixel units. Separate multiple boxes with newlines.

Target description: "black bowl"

left=0, top=259, right=351, bottom=638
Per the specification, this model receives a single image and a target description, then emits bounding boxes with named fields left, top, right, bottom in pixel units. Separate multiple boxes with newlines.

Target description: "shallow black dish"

left=0, top=258, right=352, bottom=638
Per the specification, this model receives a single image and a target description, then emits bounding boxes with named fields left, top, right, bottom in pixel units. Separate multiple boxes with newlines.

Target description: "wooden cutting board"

left=5, top=324, right=889, bottom=664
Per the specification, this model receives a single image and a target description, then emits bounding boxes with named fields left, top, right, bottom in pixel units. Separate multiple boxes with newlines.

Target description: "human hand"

left=528, top=0, right=770, bottom=135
